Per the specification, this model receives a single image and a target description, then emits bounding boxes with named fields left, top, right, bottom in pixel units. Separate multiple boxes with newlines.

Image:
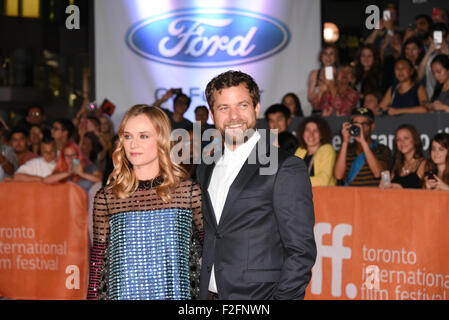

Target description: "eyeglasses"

left=64, top=153, right=78, bottom=159
left=29, top=112, right=41, bottom=117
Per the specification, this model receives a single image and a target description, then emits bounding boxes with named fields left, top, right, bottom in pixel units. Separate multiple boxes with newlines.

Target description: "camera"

left=172, top=88, right=182, bottom=95
left=349, top=125, right=360, bottom=137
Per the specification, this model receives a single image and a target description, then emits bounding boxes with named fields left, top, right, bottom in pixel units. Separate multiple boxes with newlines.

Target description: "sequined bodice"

left=87, top=179, right=203, bottom=300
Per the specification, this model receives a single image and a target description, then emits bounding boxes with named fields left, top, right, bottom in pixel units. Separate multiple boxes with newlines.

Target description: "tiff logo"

left=311, top=223, right=354, bottom=298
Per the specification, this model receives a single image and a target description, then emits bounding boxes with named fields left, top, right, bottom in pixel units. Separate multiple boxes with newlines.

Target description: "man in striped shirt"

left=334, top=107, right=391, bottom=186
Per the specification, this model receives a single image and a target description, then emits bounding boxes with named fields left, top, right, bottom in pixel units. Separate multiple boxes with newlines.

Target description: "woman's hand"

left=73, top=162, right=84, bottom=177
left=379, top=181, right=402, bottom=190
left=317, top=78, right=329, bottom=93
left=440, top=42, right=449, bottom=56
left=433, top=101, right=449, bottom=112
left=424, top=176, right=437, bottom=190
left=430, top=175, right=449, bottom=191
left=387, top=107, right=400, bottom=116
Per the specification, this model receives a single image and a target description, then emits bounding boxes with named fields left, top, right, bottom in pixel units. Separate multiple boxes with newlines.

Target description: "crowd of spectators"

left=0, top=6, right=448, bottom=194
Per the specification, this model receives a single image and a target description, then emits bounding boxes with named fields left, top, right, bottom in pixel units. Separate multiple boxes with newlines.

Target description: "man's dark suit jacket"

left=196, top=138, right=317, bottom=300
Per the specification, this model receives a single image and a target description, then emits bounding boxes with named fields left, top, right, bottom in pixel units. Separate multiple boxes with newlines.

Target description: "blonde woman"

left=87, top=105, right=203, bottom=300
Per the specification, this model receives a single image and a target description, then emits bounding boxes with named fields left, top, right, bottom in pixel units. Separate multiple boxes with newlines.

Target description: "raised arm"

left=152, top=89, right=174, bottom=108
left=333, top=122, right=351, bottom=180
left=13, top=173, right=45, bottom=182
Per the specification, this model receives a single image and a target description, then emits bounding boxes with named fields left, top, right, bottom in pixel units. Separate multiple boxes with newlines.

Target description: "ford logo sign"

left=125, top=8, right=290, bottom=68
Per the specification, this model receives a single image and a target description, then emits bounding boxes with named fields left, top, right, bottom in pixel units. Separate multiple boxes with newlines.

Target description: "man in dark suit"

left=196, top=70, right=316, bottom=300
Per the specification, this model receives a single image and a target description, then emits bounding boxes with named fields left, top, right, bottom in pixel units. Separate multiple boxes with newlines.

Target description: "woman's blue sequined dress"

left=87, top=179, right=203, bottom=300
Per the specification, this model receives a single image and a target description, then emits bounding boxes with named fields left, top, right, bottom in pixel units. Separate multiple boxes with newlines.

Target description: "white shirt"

left=425, top=51, right=437, bottom=98
left=16, top=157, right=56, bottom=178
left=207, top=130, right=261, bottom=293
left=0, top=144, right=18, bottom=181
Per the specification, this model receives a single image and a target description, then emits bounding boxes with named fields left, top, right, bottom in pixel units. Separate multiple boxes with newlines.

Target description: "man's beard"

left=222, top=121, right=256, bottom=148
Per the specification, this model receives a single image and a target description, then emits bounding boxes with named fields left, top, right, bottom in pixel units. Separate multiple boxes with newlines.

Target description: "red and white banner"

left=306, top=187, right=449, bottom=300
left=0, top=182, right=88, bottom=300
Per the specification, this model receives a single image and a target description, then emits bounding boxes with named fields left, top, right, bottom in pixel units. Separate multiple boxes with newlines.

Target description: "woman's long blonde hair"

left=106, top=105, right=187, bottom=202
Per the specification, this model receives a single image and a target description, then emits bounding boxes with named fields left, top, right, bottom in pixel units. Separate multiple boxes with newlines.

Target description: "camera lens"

left=349, top=125, right=360, bottom=137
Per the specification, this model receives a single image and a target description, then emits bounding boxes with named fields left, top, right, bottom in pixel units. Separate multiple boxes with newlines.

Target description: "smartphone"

left=325, top=66, right=334, bottom=81
left=383, top=9, right=391, bottom=21
left=381, top=171, right=391, bottom=187
left=434, top=31, right=443, bottom=49
left=72, top=158, right=80, bottom=167
left=172, top=88, right=182, bottom=95
left=425, top=170, right=436, bottom=180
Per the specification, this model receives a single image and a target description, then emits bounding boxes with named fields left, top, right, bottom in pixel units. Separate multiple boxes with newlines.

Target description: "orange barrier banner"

left=306, top=187, right=449, bottom=300
left=0, top=182, right=88, bottom=300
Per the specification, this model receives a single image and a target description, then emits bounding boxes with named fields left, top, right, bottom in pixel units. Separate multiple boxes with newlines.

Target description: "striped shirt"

left=344, top=143, right=391, bottom=187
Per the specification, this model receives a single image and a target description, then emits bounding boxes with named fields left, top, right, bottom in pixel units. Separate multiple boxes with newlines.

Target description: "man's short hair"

left=27, top=104, right=44, bottom=116
left=415, top=14, right=433, bottom=26
left=54, top=118, right=75, bottom=139
left=278, top=131, right=298, bottom=156
left=9, top=126, right=29, bottom=141
left=205, top=70, right=260, bottom=111
left=174, top=93, right=191, bottom=108
left=41, top=136, right=56, bottom=145
left=195, top=105, right=208, bottom=114
left=264, top=104, right=291, bottom=123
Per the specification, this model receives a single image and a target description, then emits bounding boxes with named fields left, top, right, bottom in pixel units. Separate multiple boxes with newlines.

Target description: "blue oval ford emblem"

left=126, top=8, right=290, bottom=68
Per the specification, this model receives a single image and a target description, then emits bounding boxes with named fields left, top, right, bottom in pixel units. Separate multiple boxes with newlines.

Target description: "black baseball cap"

left=351, top=107, right=374, bottom=121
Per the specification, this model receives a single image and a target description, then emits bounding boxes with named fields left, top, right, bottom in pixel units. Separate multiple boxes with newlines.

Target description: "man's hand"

left=341, top=122, right=351, bottom=144
left=353, top=123, right=367, bottom=146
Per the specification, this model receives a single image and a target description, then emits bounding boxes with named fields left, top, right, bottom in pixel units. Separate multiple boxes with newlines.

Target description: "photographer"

left=417, top=23, right=449, bottom=98
left=152, top=88, right=193, bottom=131
left=403, top=14, right=433, bottom=49
left=334, top=107, right=391, bottom=186
left=312, top=65, right=360, bottom=116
